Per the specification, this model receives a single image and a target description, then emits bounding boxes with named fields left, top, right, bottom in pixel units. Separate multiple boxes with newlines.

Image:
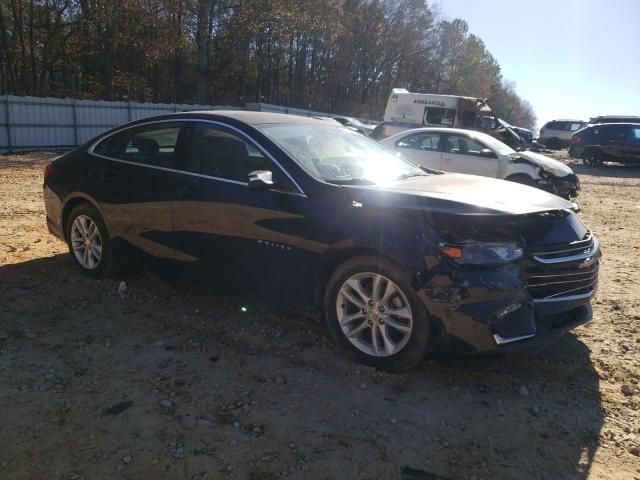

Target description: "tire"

left=324, top=255, right=431, bottom=372
left=506, top=174, right=537, bottom=188
left=65, top=203, right=117, bottom=278
left=583, top=149, right=604, bottom=167
left=546, top=138, right=561, bottom=150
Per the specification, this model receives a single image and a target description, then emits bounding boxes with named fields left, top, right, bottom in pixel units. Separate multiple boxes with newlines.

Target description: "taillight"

left=572, top=135, right=582, bottom=144
left=44, top=163, right=55, bottom=181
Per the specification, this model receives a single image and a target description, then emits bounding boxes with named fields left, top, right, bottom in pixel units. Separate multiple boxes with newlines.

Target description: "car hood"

left=345, top=173, right=575, bottom=216
left=510, top=151, right=573, bottom=177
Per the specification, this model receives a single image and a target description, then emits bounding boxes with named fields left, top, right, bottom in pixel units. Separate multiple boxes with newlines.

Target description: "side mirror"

left=248, top=170, right=275, bottom=191
left=480, top=148, right=497, bottom=159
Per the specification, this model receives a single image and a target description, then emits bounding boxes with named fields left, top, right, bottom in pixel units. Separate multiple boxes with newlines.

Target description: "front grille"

left=528, top=234, right=595, bottom=263
left=525, top=233, right=600, bottom=300
left=526, top=265, right=598, bottom=299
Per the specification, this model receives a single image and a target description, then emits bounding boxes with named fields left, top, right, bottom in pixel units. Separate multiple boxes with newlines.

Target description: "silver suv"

left=539, top=119, right=585, bottom=149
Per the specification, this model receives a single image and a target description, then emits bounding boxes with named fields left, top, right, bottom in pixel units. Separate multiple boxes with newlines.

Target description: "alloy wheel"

left=336, top=272, right=413, bottom=357
left=70, top=214, right=102, bottom=269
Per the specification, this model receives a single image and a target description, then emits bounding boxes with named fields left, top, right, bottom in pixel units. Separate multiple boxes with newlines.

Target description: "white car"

left=380, top=127, right=580, bottom=199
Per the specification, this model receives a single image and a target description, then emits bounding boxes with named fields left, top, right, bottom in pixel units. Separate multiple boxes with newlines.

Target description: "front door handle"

left=180, top=185, right=199, bottom=197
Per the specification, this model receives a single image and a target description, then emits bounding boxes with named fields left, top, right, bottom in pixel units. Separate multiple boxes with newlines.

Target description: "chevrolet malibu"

left=43, top=112, right=600, bottom=371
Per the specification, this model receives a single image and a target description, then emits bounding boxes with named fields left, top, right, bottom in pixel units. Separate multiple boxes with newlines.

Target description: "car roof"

left=546, top=119, right=584, bottom=123
left=387, top=127, right=478, bottom=135
left=591, top=115, right=640, bottom=119
left=181, top=110, right=328, bottom=125
left=589, top=122, right=640, bottom=126
left=383, top=127, right=496, bottom=141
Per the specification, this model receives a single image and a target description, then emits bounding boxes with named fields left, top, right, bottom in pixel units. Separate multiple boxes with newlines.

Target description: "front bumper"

left=538, top=173, right=580, bottom=199
left=422, top=234, right=600, bottom=355
left=489, top=304, right=592, bottom=354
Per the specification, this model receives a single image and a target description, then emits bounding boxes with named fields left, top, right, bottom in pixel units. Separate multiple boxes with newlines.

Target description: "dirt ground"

left=1, top=151, right=639, bottom=480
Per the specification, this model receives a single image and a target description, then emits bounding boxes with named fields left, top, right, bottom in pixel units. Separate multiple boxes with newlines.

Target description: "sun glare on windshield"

left=260, top=124, right=423, bottom=185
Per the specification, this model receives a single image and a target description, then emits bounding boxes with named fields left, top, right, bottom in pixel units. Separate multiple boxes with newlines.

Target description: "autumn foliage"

left=0, top=0, right=536, bottom=127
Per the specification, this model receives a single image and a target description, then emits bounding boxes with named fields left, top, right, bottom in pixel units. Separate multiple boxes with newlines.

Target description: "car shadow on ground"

left=569, top=162, right=640, bottom=179
left=0, top=255, right=604, bottom=480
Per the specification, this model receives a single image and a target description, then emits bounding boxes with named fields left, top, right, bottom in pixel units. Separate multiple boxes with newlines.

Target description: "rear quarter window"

left=93, top=132, right=126, bottom=157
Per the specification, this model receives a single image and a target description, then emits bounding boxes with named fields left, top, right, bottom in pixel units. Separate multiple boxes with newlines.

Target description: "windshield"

left=259, top=124, right=426, bottom=184
left=346, top=117, right=367, bottom=128
left=474, top=131, right=516, bottom=156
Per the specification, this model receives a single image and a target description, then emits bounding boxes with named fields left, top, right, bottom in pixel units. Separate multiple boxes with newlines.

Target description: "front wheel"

left=506, top=174, right=537, bottom=188
left=66, top=203, right=117, bottom=278
left=324, top=256, right=431, bottom=372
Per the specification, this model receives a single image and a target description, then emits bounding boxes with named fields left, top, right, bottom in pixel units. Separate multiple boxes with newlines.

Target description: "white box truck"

left=373, top=89, right=522, bottom=148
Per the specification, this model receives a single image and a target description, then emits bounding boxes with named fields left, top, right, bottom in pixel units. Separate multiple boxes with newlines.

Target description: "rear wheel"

left=65, top=203, right=117, bottom=277
left=583, top=149, right=604, bottom=167
left=324, top=256, right=431, bottom=372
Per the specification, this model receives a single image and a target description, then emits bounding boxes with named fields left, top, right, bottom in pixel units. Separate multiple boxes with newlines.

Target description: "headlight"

left=439, top=242, right=523, bottom=265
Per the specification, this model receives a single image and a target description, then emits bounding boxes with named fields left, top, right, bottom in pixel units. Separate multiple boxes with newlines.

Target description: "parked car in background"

left=569, top=123, right=640, bottom=166
left=587, top=115, right=640, bottom=126
left=332, top=116, right=374, bottom=136
left=499, top=118, right=534, bottom=145
left=380, top=127, right=580, bottom=199
left=43, top=111, right=599, bottom=371
left=538, top=120, right=585, bottom=149
left=373, top=88, right=523, bottom=148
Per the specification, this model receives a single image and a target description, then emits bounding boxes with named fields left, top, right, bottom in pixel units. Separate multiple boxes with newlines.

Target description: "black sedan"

left=43, top=112, right=600, bottom=371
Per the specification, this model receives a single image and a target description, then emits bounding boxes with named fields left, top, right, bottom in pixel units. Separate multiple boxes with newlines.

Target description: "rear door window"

left=629, top=127, right=640, bottom=144
left=568, top=123, right=583, bottom=131
left=119, top=123, right=183, bottom=168
left=396, top=133, right=442, bottom=151
left=445, top=134, right=487, bottom=156
left=424, top=108, right=456, bottom=127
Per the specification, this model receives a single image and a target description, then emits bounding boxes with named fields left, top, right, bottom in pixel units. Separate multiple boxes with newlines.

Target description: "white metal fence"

left=0, top=95, right=240, bottom=152
left=246, top=102, right=374, bottom=125
left=246, top=102, right=334, bottom=118
left=0, top=96, right=373, bottom=153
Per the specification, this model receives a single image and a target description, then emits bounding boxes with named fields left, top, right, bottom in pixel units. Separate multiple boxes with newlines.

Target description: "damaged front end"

left=536, top=171, right=581, bottom=199
left=419, top=209, right=599, bottom=354
left=510, top=153, right=581, bottom=199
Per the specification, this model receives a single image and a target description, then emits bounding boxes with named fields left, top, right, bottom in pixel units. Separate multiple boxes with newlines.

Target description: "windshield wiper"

left=396, top=172, right=427, bottom=180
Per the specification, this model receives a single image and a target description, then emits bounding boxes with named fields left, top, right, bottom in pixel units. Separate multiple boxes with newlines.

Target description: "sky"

left=435, top=0, right=640, bottom=130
